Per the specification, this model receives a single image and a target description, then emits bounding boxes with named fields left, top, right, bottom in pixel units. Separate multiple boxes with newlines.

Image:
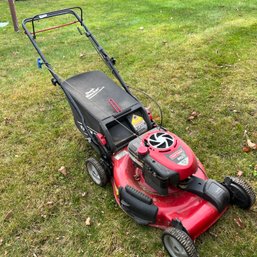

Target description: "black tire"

left=85, top=157, right=108, bottom=186
left=225, top=176, right=256, bottom=209
left=162, top=227, right=198, bottom=257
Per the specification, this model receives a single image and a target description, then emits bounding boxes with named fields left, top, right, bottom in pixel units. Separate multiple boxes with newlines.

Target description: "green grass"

left=0, top=0, right=257, bottom=256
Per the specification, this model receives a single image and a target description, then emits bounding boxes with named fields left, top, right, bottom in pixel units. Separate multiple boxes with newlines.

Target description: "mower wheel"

left=225, top=176, right=256, bottom=209
left=162, top=227, right=198, bottom=257
left=85, top=157, right=108, bottom=186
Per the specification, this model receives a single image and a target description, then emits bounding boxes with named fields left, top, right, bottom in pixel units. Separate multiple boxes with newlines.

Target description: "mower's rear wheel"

left=85, top=157, right=108, bottom=186
left=225, top=176, right=256, bottom=209
left=162, top=227, right=198, bottom=257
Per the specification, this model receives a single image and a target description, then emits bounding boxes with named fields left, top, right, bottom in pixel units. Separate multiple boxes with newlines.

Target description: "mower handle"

left=23, top=7, right=83, bottom=39
left=22, top=7, right=133, bottom=159
left=22, top=7, right=131, bottom=95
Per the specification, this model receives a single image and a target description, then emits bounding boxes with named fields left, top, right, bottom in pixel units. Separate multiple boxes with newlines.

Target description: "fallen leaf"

left=58, top=166, right=67, bottom=176
left=4, top=117, right=13, bottom=125
left=234, top=217, right=245, bottom=229
left=4, top=211, right=13, bottom=221
left=247, top=138, right=257, bottom=150
left=85, top=217, right=91, bottom=226
left=242, top=146, right=251, bottom=153
left=237, top=170, right=243, bottom=177
left=209, top=231, right=218, bottom=238
left=187, top=115, right=194, bottom=121
left=191, top=111, right=198, bottom=117
left=244, top=130, right=257, bottom=150
left=187, top=111, right=199, bottom=121
left=153, top=116, right=161, bottom=121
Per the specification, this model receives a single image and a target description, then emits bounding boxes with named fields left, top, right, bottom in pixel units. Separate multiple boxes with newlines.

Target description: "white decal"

left=114, top=150, right=128, bottom=160
left=85, top=87, right=104, bottom=99
left=39, top=14, right=47, bottom=19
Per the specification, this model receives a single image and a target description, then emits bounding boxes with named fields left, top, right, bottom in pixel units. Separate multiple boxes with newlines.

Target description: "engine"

left=128, top=128, right=198, bottom=195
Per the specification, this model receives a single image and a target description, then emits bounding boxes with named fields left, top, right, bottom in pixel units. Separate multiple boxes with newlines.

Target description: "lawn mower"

left=22, top=7, right=256, bottom=257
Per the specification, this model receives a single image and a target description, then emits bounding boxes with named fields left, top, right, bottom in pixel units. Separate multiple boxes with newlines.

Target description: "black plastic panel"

left=119, top=186, right=158, bottom=225
left=180, top=176, right=230, bottom=212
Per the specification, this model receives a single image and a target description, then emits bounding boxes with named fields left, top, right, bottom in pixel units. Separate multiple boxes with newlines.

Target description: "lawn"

left=0, top=0, right=256, bottom=256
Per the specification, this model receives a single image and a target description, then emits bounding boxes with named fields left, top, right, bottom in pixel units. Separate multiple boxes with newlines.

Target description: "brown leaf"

left=242, top=146, right=251, bottom=153
left=234, top=217, right=245, bottom=229
left=85, top=217, right=91, bottom=226
left=244, top=130, right=257, bottom=150
left=4, top=211, right=13, bottom=221
left=237, top=170, right=243, bottom=177
left=4, top=117, right=13, bottom=125
left=187, top=115, right=195, bottom=121
left=191, top=111, right=198, bottom=117
left=247, top=139, right=257, bottom=150
left=209, top=231, right=218, bottom=238
left=58, top=166, right=67, bottom=176
left=187, top=111, right=199, bottom=121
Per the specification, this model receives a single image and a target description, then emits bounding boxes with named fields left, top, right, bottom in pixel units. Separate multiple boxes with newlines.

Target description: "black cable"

left=129, top=86, right=163, bottom=127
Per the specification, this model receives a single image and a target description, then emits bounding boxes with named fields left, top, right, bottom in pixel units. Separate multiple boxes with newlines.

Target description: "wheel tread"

left=85, top=157, right=108, bottom=186
left=162, top=227, right=198, bottom=257
left=228, top=176, right=256, bottom=208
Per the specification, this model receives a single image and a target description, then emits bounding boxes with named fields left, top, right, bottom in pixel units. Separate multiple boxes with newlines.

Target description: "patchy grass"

left=0, top=0, right=256, bottom=256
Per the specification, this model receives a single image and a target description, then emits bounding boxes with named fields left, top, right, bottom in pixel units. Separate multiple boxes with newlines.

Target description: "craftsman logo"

left=169, top=148, right=183, bottom=159
left=85, top=87, right=104, bottom=99
left=168, top=147, right=189, bottom=166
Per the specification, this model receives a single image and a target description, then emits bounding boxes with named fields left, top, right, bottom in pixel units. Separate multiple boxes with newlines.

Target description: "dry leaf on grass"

left=187, top=111, right=199, bottom=121
left=58, top=166, right=67, bottom=176
left=85, top=217, right=91, bottom=226
left=4, top=210, right=13, bottom=221
left=209, top=231, right=218, bottom=238
left=247, top=139, right=257, bottom=150
left=242, top=146, right=251, bottom=153
left=243, top=130, right=257, bottom=150
left=234, top=217, right=245, bottom=229
left=237, top=170, right=243, bottom=177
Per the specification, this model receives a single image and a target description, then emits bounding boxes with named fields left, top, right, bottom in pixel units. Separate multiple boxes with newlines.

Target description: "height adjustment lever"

left=51, top=78, right=57, bottom=86
left=110, top=57, right=116, bottom=65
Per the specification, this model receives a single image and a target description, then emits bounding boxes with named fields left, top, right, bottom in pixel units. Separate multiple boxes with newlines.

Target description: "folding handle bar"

left=22, top=7, right=134, bottom=156
left=23, top=7, right=83, bottom=39
left=22, top=7, right=131, bottom=95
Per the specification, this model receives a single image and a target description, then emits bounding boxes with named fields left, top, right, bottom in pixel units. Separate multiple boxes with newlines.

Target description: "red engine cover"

left=140, top=129, right=198, bottom=180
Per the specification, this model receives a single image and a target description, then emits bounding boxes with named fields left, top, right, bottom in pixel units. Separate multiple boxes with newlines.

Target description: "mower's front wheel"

left=162, top=227, right=198, bottom=257
left=224, top=176, right=256, bottom=209
left=85, top=157, right=108, bottom=187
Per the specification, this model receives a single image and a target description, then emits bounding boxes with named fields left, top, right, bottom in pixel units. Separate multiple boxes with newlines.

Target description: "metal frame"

left=22, top=7, right=131, bottom=94
left=22, top=7, right=131, bottom=160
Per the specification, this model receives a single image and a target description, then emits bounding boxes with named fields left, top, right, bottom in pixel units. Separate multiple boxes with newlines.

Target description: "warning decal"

left=131, top=114, right=147, bottom=134
left=167, top=147, right=189, bottom=166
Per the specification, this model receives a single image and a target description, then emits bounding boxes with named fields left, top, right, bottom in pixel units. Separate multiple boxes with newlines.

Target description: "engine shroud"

left=128, top=128, right=198, bottom=195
